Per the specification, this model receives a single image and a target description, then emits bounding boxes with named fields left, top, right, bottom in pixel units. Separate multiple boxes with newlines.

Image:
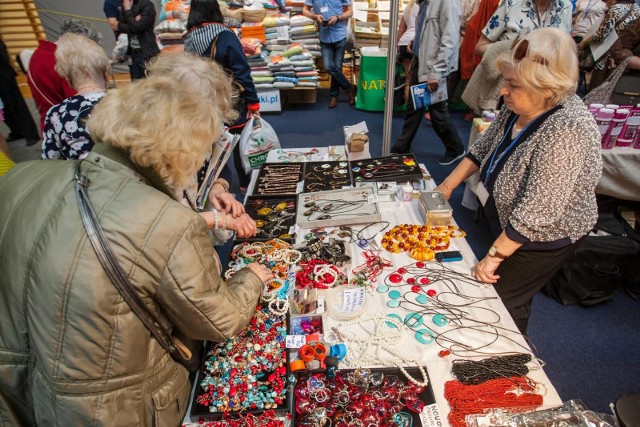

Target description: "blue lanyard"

left=482, top=116, right=520, bottom=187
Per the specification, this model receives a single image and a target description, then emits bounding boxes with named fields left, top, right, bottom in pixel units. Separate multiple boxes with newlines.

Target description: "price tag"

left=296, top=181, right=304, bottom=193
left=342, top=287, right=365, bottom=312
left=420, top=403, right=445, bottom=427
left=276, top=26, right=289, bottom=41
left=285, top=335, right=307, bottom=348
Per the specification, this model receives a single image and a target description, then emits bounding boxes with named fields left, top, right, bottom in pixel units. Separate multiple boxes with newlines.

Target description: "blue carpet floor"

left=229, top=89, right=640, bottom=415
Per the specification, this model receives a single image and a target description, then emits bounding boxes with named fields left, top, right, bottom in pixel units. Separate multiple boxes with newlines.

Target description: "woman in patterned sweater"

left=437, top=28, right=602, bottom=335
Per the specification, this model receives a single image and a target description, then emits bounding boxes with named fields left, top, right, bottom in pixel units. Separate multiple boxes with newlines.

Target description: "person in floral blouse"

left=475, top=0, right=572, bottom=56
left=42, top=33, right=110, bottom=160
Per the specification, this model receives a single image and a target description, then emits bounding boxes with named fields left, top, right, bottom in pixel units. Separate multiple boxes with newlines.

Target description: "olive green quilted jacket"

left=0, top=144, right=263, bottom=426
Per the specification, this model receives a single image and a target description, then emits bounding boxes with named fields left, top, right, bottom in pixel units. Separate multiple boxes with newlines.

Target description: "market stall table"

left=184, top=150, right=564, bottom=426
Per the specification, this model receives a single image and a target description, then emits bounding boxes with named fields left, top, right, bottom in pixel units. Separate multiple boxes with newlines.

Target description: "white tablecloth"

left=312, top=177, right=562, bottom=426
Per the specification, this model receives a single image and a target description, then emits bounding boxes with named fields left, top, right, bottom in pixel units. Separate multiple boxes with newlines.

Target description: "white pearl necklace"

left=333, top=312, right=429, bottom=387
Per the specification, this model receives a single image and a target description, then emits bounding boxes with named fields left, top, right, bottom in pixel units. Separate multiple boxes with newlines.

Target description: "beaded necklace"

left=331, top=312, right=429, bottom=387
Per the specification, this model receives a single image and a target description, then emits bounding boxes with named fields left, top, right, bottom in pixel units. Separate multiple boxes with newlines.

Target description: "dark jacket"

left=118, top=0, right=160, bottom=59
left=184, top=24, right=259, bottom=128
left=0, top=143, right=263, bottom=426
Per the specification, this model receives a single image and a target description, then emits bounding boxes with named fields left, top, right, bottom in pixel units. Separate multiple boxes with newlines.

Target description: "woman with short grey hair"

left=437, top=28, right=603, bottom=335
left=41, top=33, right=110, bottom=160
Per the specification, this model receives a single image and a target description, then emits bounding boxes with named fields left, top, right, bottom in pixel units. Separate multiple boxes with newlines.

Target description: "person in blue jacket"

left=184, top=0, right=260, bottom=191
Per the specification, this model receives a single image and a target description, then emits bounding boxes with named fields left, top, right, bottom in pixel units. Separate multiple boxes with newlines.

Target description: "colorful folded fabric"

left=296, top=81, right=317, bottom=87
left=290, top=59, right=314, bottom=67
left=274, top=76, right=298, bottom=83
left=290, top=15, right=315, bottom=27
left=273, top=81, right=296, bottom=88
left=289, top=25, right=317, bottom=35
left=282, top=45, right=304, bottom=58
left=295, top=71, right=318, bottom=77
left=255, top=83, right=275, bottom=89
left=274, top=71, right=297, bottom=78
left=252, top=76, right=276, bottom=83
left=293, top=66, right=316, bottom=72
left=289, top=52, right=313, bottom=61
left=251, top=70, right=273, bottom=77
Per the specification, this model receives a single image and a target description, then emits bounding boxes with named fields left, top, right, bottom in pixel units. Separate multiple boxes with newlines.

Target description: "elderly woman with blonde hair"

left=0, top=51, right=272, bottom=426
left=41, top=32, right=110, bottom=160
left=436, top=28, right=602, bottom=335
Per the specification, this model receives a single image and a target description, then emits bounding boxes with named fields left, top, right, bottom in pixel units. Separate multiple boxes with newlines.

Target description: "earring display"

left=256, top=163, right=305, bottom=195
left=296, top=187, right=381, bottom=229
left=350, top=154, right=423, bottom=183
left=302, top=161, right=353, bottom=193
left=292, top=368, right=435, bottom=426
left=244, top=196, right=298, bottom=242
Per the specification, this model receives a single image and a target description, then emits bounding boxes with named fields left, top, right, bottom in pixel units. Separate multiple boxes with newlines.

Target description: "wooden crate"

left=353, top=12, right=382, bottom=40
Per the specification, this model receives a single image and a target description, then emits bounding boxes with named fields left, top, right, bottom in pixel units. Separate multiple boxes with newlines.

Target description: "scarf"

left=184, top=23, right=231, bottom=56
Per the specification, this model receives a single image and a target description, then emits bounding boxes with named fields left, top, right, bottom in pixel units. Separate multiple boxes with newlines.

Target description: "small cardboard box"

left=343, top=121, right=371, bottom=160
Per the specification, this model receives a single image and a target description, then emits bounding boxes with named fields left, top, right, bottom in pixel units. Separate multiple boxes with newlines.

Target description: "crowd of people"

left=0, top=0, right=638, bottom=424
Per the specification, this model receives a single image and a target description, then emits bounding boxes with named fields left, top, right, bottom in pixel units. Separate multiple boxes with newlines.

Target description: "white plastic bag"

left=239, top=116, right=280, bottom=173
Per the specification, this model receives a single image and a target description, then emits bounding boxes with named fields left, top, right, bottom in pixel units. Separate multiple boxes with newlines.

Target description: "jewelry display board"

left=302, top=161, right=353, bottom=193
left=255, top=163, right=305, bottom=196
left=189, top=336, right=293, bottom=422
left=296, top=187, right=381, bottom=229
left=291, top=367, right=436, bottom=426
left=350, top=154, right=423, bottom=183
left=243, top=196, right=298, bottom=242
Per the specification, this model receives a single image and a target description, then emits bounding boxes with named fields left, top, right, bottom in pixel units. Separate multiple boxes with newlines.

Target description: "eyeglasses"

left=511, top=38, right=549, bottom=66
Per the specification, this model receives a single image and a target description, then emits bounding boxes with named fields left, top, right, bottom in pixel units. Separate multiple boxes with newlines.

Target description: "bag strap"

left=74, top=161, right=176, bottom=355
left=27, top=66, right=56, bottom=108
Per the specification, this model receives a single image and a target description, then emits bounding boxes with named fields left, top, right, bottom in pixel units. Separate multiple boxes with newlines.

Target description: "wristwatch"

left=488, top=245, right=508, bottom=259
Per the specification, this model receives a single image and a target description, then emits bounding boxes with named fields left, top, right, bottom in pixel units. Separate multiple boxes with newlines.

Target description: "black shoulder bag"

left=75, top=161, right=202, bottom=372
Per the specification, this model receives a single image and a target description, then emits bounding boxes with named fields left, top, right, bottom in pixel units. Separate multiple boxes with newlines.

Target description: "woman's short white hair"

left=54, top=33, right=110, bottom=89
left=496, top=27, right=578, bottom=105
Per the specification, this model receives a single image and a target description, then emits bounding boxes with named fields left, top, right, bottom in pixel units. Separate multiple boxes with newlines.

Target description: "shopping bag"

left=239, top=116, right=280, bottom=173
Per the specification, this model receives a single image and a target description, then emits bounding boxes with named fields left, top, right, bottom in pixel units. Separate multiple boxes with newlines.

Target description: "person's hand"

left=315, top=14, right=324, bottom=24
left=407, top=40, right=413, bottom=54
left=434, top=182, right=453, bottom=201
left=123, top=0, right=133, bottom=10
left=247, top=262, right=274, bottom=283
left=472, top=256, right=502, bottom=284
left=224, top=213, right=258, bottom=238
left=247, top=110, right=260, bottom=120
left=427, top=79, right=439, bottom=93
left=577, top=38, right=590, bottom=51
left=327, top=15, right=339, bottom=26
left=209, top=190, right=244, bottom=217
left=135, top=14, right=141, bottom=21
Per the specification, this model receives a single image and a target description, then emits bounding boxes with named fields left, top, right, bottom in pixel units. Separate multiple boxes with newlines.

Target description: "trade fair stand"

left=183, top=148, right=563, bottom=427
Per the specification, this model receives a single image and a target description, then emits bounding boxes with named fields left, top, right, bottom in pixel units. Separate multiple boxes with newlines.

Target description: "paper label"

left=419, top=403, right=445, bottom=427
left=296, top=181, right=304, bottom=193
left=276, top=26, right=289, bottom=41
left=342, top=288, right=365, bottom=312
left=474, top=182, right=490, bottom=206
left=316, top=296, right=326, bottom=313
left=285, top=335, right=306, bottom=348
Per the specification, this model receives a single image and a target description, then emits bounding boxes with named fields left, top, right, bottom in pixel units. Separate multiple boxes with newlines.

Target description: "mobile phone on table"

left=436, top=250, right=463, bottom=262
